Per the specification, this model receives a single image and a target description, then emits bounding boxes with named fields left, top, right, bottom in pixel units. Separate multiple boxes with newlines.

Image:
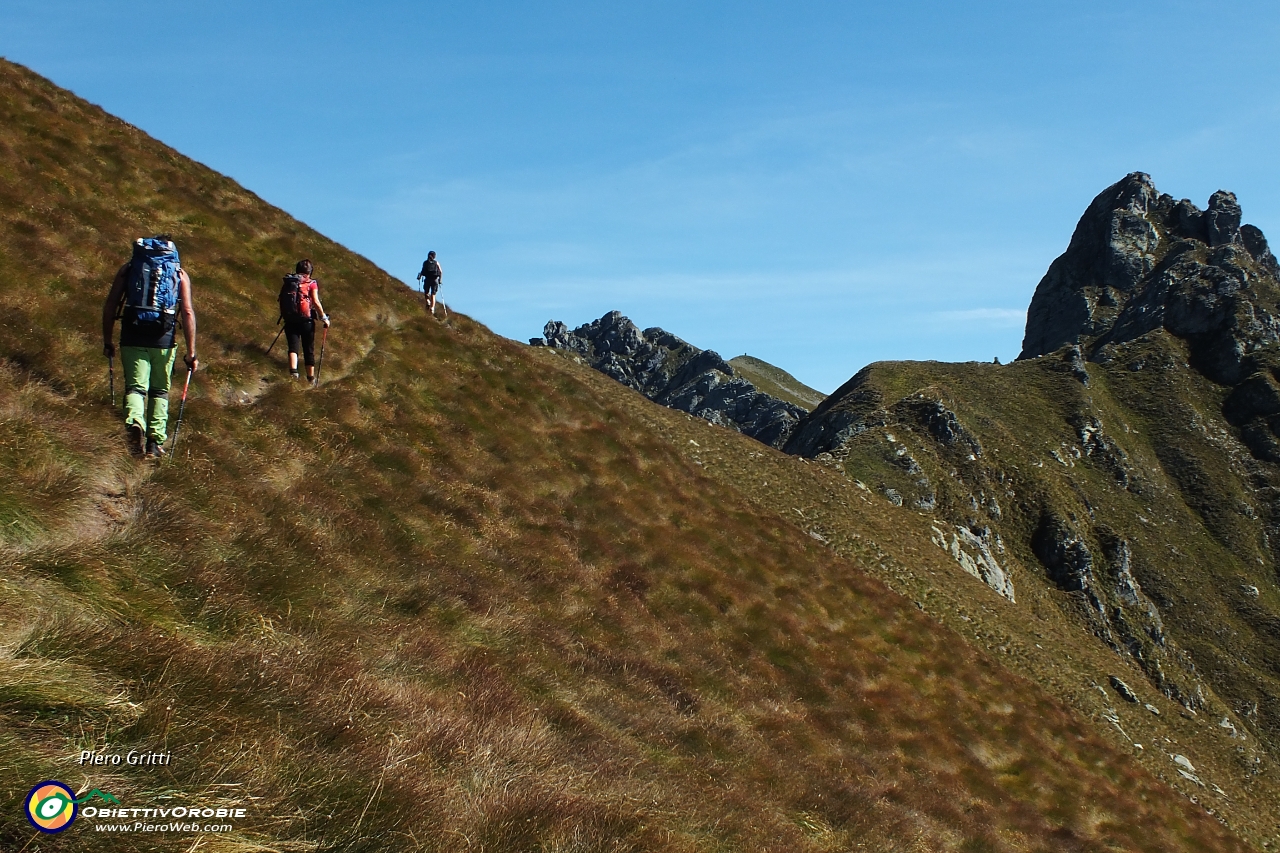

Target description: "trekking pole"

left=313, top=323, right=329, bottom=387
left=108, top=354, right=115, bottom=409
left=168, top=368, right=193, bottom=463
left=265, top=323, right=284, bottom=355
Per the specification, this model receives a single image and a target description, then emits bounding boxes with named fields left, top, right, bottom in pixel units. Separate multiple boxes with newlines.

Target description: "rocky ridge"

left=526, top=175, right=1280, bottom=843
left=531, top=311, right=810, bottom=447
left=775, top=175, right=1280, bottom=799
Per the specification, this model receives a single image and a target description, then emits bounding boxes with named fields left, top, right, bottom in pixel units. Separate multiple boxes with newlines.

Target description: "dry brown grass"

left=547, top=337, right=1280, bottom=845
left=0, top=57, right=1258, bottom=851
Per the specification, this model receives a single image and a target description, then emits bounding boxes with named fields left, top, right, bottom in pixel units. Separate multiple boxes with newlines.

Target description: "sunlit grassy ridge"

left=0, top=58, right=1253, bottom=851
left=728, top=355, right=825, bottom=411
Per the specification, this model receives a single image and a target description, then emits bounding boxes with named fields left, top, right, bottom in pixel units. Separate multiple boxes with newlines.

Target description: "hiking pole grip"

left=168, top=367, right=193, bottom=463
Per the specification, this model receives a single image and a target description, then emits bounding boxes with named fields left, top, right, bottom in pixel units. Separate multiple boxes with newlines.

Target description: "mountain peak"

left=1019, top=173, right=1280, bottom=382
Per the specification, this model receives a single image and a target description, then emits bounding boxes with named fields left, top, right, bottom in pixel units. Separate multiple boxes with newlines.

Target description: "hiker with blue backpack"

left=102, top=236, right=198, bottom=458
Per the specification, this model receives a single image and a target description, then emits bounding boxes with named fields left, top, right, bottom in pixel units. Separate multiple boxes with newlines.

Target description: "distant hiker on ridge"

left=102, top=235, right=198, bottom=458
left=417, top=250, right=442, bottom=316
left=278, top=259, right=329, bottom=382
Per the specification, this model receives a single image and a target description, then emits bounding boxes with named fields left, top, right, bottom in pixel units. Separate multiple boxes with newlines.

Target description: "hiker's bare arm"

left=101, top=264, right=129, bottom=355
left=312, top=289, right=327, bottom=319
left=178, top=270, right=198, bottom=370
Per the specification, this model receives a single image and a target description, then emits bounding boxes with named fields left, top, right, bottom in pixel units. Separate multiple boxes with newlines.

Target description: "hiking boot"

left=290, top=370, right=300, bottom=380
left=145, top=438, right=167, bottom=459
left=126, top=424, right=145, bottom=456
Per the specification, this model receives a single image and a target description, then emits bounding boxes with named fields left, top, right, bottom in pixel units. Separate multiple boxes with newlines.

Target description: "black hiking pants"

left=285, top=319, right=316, bottom=366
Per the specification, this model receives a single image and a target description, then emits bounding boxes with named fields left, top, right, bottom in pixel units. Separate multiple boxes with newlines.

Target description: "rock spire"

left=1019, top=172, right=1280, bottom=383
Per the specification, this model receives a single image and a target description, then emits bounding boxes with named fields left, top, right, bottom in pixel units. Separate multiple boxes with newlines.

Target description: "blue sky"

left=5, top=2, right=1280, bottom=392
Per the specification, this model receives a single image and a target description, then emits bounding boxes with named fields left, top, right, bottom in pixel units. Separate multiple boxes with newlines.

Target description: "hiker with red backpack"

left=102, top=236, right=198, bottom=458
left=278, top=259, right=329, bottom=382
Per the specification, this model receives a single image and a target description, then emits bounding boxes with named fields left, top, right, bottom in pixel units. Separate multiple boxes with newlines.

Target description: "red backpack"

left=278, top=274, right=313, bottom=322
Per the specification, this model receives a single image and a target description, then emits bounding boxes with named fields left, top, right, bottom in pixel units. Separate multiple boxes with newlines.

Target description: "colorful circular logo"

left=25, top=781, right=77, bottom=833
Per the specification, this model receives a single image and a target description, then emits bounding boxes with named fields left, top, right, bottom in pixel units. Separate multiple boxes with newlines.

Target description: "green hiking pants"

left=121, top=345, right=177, bottom=443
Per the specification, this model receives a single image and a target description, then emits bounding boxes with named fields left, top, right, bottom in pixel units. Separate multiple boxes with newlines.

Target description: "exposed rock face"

left=783, top=368, right=885, bottom=459
left=1224, top=370, right=1280, bottom=462
left=1031, top=512, right=1095, bottom=594
left=531, top=311, right=808, bottom=447
left=784, top=376, right=983, bottom=463
left=930, top=522, right=1015, bottom=601
left=1072, top=413, right=1139, bottom=490
left=1029, top=513, right=1187, bottom=695
left=1019, top=172, right=1280, bottom=384
left=1110, top=676, right=1140, bottom=704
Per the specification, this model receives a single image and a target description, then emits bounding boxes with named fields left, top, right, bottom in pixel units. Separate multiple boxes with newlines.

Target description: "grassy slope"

left=550, top=346, right=1280, bottom=849
left=0, top=58, right=1254, bottom=852
left=729, top=355, right=826, bottom=411
left=705, top=340, right=1280, bottom=846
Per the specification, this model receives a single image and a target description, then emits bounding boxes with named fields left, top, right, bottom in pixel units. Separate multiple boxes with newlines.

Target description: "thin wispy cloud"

left=932, top=307, right=1027, bottom=326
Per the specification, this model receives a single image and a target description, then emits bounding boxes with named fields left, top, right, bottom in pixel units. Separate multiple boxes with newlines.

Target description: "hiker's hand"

left=323, top=314, right=331, bottom=328
left=103, top=343, right=115, bottom=358
left=184, top=354, right=199, bottom=371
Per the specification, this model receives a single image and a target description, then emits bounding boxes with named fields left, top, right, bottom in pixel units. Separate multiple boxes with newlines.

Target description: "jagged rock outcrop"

left=1031, top=512, right=1201, bottom=707
left=531, top=311, right=808, bottom=447
left=783, top=375, right=982, bottom=465
left=930, top=522, right=1015, bottom=601
left=782, top=367, right=883, bottom=459
left=1019, top=172, right=1280, bottom=384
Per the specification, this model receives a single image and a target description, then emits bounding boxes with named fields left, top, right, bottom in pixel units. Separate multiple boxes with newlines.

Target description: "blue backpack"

left=123, top=238, right=181, bottom=330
